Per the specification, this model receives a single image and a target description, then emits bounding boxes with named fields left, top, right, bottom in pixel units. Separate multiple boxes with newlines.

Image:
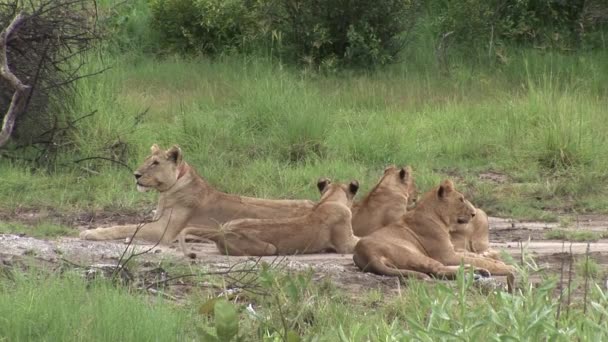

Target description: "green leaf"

left=287, top=330, right=301, bottom=342
left=215, top=300, right=239, bottom=342
left=199, top=297, right=221, bottom=316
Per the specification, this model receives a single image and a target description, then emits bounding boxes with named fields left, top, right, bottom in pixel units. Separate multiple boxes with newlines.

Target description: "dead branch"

left=0, top=12, right=31, bottom=148
left=0, top=0, right=102, bottom=163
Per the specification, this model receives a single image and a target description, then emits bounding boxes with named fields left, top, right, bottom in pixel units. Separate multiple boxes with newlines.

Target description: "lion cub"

left=351, top=165, right=417, bottom=237
left=179, top=179, right=360, bottom=257
left=353, top=179, right=516, bottom=291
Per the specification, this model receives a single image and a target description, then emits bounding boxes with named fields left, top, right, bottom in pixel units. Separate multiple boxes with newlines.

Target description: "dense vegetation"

left=1, top=257, right=607, bottom=341
left=2, top=0, right=607, bottom=219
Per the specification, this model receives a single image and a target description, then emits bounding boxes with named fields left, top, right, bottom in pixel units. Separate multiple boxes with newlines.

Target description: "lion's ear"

left=349, top=180, right=360, bottom=195
left=317, top=178, right=331, bottom=193
left=399, top=166, right=410, bottom=180
left=150, top=144, right=161, bottom=154
left=384, top=165, right=396, bottom=173
left=399, top=167, right=409, bottom=180
left=166, top=145, right=183, bottom=164
left=437, top=179, right=454, bottom=198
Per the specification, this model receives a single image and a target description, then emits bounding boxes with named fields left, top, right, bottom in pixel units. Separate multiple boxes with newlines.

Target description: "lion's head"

left=133, top=144, right=185, bottom=192
left=419, top=179, right=476, bottom=225
left=379, top=165, right=417, bottom=205
left=317, top=178, right=359, bottom=207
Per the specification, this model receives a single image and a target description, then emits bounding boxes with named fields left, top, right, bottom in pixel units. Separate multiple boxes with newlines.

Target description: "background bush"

left=148, top=0, right=421, bottom=69
left=149, top=0, right=252, bottom=55
left=426, top=0, right=608, bottom=65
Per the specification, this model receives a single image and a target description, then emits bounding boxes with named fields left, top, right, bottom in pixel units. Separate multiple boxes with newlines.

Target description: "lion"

left=353, top=179, right=516, bottom=292
left=79, top=144, right=314, bottom=244
left=178, top=178, right=360, bottom=257
left=351, top=165, right=416, bottom=237
left=450, top=205, right=501, bottom=259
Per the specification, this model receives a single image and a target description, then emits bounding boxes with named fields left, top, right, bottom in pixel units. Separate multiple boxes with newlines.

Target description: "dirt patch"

left=0, top=208, right=152, bottom=229
left=1, top=214, right=607, bottom=295
left=479, top=171, right=510, bottom=184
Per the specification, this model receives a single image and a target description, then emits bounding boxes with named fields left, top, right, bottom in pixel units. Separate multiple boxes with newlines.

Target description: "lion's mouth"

left=136, top=183, right=150, bottom=193
left=456, top=217, right=470, bottom=224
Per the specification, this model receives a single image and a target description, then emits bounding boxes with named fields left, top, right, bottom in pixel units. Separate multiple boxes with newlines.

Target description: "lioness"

left=179, top=178, right=360, bottom=257
left=351, top=165, right=416, bottom=237
left=353, top=179, right=515, bottom=291
left=79, top=144, right=314, bottom=244
left=450, top=206, right=500, bottom=259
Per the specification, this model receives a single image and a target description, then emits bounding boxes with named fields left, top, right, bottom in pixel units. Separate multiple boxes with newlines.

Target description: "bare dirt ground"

left=1, top=214, right=607, bottom=294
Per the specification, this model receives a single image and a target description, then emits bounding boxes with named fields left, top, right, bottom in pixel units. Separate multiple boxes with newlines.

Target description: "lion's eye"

left=460, top=197, right=464, bottom=202
left=152, top=160, right=159, bottom=166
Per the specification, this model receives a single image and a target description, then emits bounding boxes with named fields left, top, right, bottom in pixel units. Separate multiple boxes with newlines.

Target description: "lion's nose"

left=134, top=171, right=142, bottom=179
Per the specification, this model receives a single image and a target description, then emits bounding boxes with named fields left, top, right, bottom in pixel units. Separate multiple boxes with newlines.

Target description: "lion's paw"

left=79, top=229, right=97, bottom=240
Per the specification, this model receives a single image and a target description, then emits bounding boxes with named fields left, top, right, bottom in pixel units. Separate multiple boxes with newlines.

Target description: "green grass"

left=0, top=221, right=76, bottom=238
left=1, top=3, right=607, bottom=221
left=0, top=268, right=195, bottom=341
left=2, top=48, right=608, bottom=220
left=545, top=229, right=608, bottom=242
left=1, top=263, right=607, bottom=341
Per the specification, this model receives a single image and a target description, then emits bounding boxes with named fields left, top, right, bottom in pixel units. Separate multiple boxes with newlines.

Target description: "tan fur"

left=351, top=165, right=416, bottom=237
left=179, top=179, right=360, bottom=256
left=450, top=206, right=501, bottom=259
left=79, top=144, right=314, bottom=244
left=353, top=179, right=516, bottom=292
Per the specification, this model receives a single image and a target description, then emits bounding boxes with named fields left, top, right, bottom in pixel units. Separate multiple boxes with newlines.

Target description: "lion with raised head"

left=79, top=144, right=314, bottom=244
left=179, top=178, right=360, bottom=257
left=353, top=179, right=515, bottom=291
left=351, top=165, right=416, bottom=237
left=450, top=206, right=500, bottom=259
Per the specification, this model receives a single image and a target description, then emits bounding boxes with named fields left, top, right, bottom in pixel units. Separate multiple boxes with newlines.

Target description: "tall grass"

left=0, top=269, right=195, bottom=341
left=2, top=262, right=607, bottom=341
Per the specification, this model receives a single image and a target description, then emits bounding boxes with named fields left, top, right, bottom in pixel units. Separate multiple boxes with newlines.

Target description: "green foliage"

left=148, top=0, right=252, bottom=54
left=2, top=262, right=608, bottom=341
left=254, top=0, right=421, bottom=69
left=198, top=299, right=241, bottom=342
left=147, top=0, right=420, bottom=68
left=98, top=0, right=160, bottom=53
left=426, top=0, right=608, bottom=64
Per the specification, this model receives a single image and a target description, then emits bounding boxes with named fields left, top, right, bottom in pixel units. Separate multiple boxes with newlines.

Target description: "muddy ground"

left=1, top=214, right=607, bottom=295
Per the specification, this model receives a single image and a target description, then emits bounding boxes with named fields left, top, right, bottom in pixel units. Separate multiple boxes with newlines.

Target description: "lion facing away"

left=79, top=144, right=314, bottom=244
left=450, top=206, right=500, bottom=259
left=353, top=179, right=516, bottom=291
left=179, top=179, right=360, bottom=257
left=351, top=165, right=416, bottom=237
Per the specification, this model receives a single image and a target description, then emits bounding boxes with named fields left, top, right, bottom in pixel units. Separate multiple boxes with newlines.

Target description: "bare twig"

left=565, top=242, right=574, bottom=320
left=72, top=156, right=132, bottom=171
left=555, top=241, right=565, bottom=327
left=583, top=242, right=590, bottom=315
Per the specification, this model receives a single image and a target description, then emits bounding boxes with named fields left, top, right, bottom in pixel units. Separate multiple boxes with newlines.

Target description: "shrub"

left=148, top=0, right=421, bottom=69
left=256, top=0, right=421, bottom=69
left=149, top=0, right=251, bottom=55
left=426, top=0, right=608, bottom=64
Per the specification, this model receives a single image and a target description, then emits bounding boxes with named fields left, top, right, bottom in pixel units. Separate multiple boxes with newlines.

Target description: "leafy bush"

left=426, top=0, right=608, bottom=64
left=148, top=0, right=421, bottom=69
left=149, top=0, right=251, bottom=55
left=254, top=0, right=421, bottom=69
